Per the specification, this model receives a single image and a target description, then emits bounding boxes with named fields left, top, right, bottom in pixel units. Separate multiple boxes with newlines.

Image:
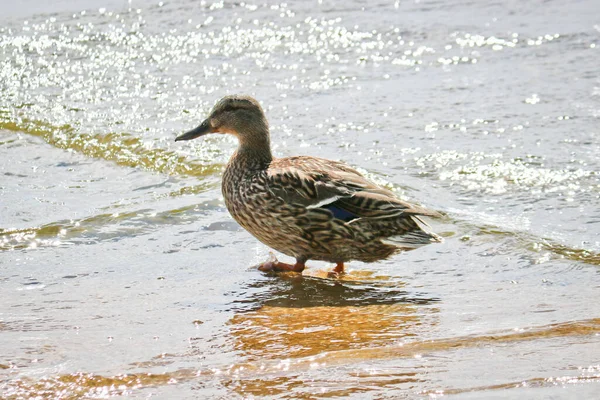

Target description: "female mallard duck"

left=176, top=95, right=441, bottom=274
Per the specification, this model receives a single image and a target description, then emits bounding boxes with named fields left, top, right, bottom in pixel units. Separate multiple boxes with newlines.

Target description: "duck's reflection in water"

left=225, top=272, right=440, bottom=396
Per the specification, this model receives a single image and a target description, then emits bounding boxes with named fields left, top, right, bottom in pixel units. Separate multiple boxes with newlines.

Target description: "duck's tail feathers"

left=381, top=216, right=443, bottom=249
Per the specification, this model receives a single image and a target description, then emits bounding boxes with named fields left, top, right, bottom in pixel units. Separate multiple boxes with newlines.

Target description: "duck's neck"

left=231, top=130, right=273, bottom=171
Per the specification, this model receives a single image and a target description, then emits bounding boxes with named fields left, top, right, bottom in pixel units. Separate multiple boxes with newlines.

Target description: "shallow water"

left=1, top=0, right=599, bottom=398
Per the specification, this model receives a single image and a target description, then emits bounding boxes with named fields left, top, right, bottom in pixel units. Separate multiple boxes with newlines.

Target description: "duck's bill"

left=175, top=119, right=211, bottom=141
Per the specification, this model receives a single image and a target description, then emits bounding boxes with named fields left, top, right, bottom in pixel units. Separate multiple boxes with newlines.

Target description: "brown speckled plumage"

left=176, top=95, right=441, bottom=274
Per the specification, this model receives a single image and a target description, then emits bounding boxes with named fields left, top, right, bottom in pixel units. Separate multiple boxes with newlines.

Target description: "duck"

left=175, top=95, right=442, bottom=275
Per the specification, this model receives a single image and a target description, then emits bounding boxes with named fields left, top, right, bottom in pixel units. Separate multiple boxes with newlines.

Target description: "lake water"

left=1, top=0, right=599, bottom=398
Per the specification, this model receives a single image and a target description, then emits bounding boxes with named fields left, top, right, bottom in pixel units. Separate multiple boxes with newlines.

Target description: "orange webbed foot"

left=258, top=254, right=305, bottom=273
left=327, top=262, right=345, bottom=278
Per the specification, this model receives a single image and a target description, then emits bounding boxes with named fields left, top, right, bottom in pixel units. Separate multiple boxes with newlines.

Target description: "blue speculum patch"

left=322, top=204, right=358, bottom=222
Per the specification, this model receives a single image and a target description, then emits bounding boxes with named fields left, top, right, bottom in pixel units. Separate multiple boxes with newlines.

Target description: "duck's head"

left=175, top=95, right=269, bottom=149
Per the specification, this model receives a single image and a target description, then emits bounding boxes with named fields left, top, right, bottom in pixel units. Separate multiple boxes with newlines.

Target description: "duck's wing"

left=266, top=156, right=439, bottom=221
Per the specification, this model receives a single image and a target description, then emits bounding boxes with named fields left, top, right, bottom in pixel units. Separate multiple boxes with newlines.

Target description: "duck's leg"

left=325, top=261, right=345, bottom=277
left=326, top=262, right=345, bottom=278
left=258, top=256, right=306, bottom=273
left=332, top=262, right=345, bottom=274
